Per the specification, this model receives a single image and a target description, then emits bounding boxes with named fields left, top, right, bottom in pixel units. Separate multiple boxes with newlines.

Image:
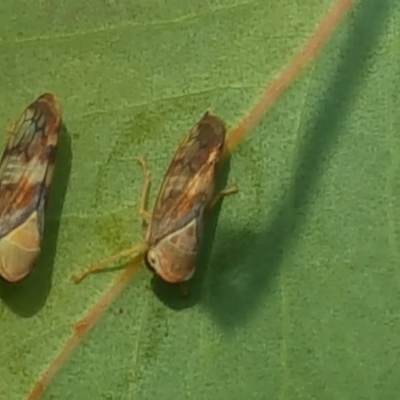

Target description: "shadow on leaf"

left=0, top=123, right=72, bottom=317
left=202, top=0, right=389, bottom=330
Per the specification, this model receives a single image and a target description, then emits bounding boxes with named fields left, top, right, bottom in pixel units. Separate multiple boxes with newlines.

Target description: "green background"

left=1, top=0, right=399, bottom=399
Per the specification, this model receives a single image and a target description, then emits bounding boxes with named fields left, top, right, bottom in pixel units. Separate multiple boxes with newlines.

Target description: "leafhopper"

left=0, top=93, right=62, bottom=282
left=73, top=111, right=237, bottom=284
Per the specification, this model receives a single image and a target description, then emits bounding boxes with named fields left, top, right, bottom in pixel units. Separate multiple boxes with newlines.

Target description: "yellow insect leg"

left=71, top=242, right=148, bottom=284
left=137, top=157, right=152, bottom=224
left=209, top=184, right=239, bottom=209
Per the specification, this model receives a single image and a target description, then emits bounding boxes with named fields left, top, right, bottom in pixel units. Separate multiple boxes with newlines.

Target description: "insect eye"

left=146, top=250, right=158, bottom=271
left=148, top=255, right=156, bottom=265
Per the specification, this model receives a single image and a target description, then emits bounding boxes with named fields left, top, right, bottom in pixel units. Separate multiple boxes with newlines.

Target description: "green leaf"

left=1, top=0, right=398, bottom=399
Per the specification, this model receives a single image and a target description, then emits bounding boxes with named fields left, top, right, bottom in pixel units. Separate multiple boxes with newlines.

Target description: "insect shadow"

left=0, top=123, right=72, bottom=317
left=150, top=155, right=234, bottom=310
left=201, top=0, right=389, bottom=330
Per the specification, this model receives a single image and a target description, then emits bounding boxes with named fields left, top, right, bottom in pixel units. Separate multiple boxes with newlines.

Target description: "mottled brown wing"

left=147, top=111, right=226, bottom=244
left=0, top=93, right=61, bottom=240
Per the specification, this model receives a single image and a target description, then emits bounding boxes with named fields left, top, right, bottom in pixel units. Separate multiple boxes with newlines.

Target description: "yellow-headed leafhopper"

left=73, top=111, right=237, bottom=284
left=0, top=93, right=61, bottom=283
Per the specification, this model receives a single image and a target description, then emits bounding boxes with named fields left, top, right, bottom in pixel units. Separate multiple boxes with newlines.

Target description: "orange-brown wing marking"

left=147, top=111, right=226, bottom=245
left=0, top=93, right=61, bottom=240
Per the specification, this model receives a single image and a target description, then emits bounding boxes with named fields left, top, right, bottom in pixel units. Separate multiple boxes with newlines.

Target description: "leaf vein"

left=2, top=0, right=259, bottom=46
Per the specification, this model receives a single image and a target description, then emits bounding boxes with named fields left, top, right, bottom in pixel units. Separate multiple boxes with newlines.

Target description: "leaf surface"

left=1, top=1, right=398, bottom=399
